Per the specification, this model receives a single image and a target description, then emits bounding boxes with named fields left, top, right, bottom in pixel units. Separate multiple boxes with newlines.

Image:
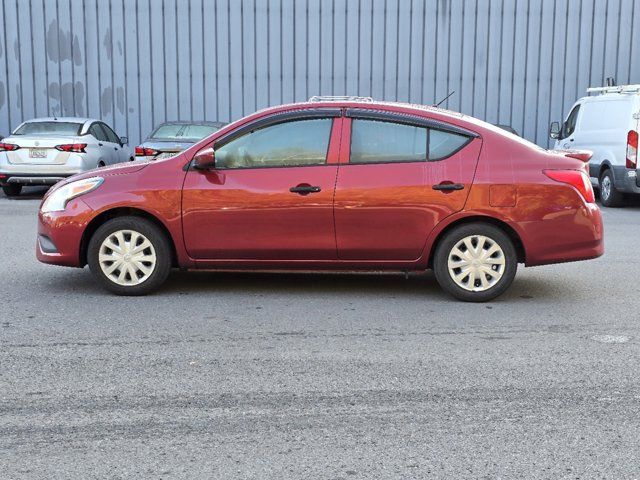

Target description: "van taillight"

left=544, top=169, right=596, bottom=203
left=627, top=130, right=638, bottom=169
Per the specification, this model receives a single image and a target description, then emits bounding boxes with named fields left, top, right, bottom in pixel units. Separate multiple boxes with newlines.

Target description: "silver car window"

left=100, top=123, right=121, bottom=144
left=89, top=124, right=108, bottom=142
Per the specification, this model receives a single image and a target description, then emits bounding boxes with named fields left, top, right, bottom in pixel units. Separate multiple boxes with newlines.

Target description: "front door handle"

left=290, top=184, right=321, bottom=195
left=432, top=182, right=464, bottom=191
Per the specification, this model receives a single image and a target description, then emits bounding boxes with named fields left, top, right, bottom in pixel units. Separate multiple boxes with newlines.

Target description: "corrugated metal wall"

left=0, top=0, right=638, bottom=147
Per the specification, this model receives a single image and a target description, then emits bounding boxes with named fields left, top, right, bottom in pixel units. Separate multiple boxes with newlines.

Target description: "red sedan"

left=36, top=98, right=603, bottom=301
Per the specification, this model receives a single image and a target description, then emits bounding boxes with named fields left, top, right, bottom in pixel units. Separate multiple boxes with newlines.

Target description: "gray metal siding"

left=0, top=0, right=638, bottom=147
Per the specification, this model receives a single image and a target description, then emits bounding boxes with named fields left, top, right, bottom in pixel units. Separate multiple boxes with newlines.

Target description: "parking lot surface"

left=2, top=188, right=640, bottom=479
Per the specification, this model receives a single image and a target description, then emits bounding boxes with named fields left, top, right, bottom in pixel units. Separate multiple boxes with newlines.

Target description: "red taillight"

left=0, top=142, right=20, bottom=151
left=626, top=130, right=638, bottom=169
left=55, top=143, right=87, bottom=153
left=135, top=146, right=159, bottom=156
left=544, top=169, right=595, bottom=203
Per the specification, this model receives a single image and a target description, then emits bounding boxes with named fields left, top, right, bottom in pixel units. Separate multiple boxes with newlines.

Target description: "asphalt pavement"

left=2, top=187, right=640, bottom=479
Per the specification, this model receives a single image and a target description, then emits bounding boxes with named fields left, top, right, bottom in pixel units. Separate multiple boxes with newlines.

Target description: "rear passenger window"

left=89, top=124, right=108, bottom=142
left=350, top=119, right=427, bottom=163
left=428, top=129, right=470, bottom=160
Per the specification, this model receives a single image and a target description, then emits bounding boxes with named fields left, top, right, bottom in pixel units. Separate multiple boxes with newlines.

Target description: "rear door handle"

left=432, top=183, right=464, bottom=191
left=290, top=184, right=321, bottom=195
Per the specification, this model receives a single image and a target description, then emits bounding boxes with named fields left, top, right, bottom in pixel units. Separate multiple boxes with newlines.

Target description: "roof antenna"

left=433, top=91, right=455, bottom=108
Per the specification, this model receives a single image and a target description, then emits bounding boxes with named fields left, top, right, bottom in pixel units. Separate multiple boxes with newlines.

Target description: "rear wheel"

left=2, top=184, right=22, bottom=197
left=433, top=223, right=517, bottom=302
left=87, top=216, right=172, bottom=295
left=599, top=169, right=624, bottom=207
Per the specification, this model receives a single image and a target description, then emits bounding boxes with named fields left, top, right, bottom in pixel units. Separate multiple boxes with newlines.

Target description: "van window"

left=561, top=105, right=580, bottom=139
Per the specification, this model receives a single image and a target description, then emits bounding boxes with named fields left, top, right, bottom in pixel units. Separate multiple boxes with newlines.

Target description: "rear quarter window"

left=428, top=129, right=471, bottom=160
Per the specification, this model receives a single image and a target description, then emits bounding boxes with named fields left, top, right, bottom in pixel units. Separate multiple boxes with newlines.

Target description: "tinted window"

left=215, top=118, right=333, bottom=169
left=428, top=129, right=470, bottom=160
left=89, top=124, right=108, bottom=142
left=100, top=123, right=121, bottom=144
left=562, top=105, right=580, bottom=139
left=350, top=119, right=427, bottom=163
left=14, top=121, right=82, bottom=136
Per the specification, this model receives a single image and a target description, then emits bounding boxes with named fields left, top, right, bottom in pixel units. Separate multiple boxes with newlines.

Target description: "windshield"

left=14, top=121, right=82, bottom=136
left=150, top=123, right=218, bottom=141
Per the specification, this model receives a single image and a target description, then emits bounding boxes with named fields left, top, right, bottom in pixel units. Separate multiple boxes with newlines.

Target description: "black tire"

left=87, top=216, right=172, bottom=295
left=599, top=169, right=624, bottom=208
left=2, top=184, right=22, bottom=197
left=433, top=223, right=518, bottom=302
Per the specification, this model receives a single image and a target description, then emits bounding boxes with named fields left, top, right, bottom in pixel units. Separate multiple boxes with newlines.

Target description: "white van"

left=549, top=84, right=640, bottom=207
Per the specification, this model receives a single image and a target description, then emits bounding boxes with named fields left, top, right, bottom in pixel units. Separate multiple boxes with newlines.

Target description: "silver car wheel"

left=447, top=235, right=506, bottom=292
left=601, top=175, right=611, bottom=201
left=98, top=230, right=157, bottom=286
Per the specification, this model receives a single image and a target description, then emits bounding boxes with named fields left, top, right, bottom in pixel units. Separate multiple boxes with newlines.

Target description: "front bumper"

left=36, top=197, right=94, bottom=267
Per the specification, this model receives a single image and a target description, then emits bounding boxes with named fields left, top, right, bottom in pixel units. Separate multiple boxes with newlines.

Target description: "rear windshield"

left=180, top=124, right=218, bottom=140
left=150, top=123, right=218, bottom=141
left=14, top=121, right=82, bottom=136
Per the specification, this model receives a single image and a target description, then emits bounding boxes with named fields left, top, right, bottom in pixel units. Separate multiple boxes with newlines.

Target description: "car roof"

left=576, top=92, right=640, bottom=105
left=244, top=99, right=487, bottom=132
left=22, top=117, right=96, bottom=123
left=155, top=121, right=226, bottom=127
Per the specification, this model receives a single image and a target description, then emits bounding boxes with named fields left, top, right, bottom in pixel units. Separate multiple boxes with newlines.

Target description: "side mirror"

left=192, top=147, right=215, bottom=170
left=120, top=136, right=128, bottom=145
left=549, top=121, right=561, bottom=140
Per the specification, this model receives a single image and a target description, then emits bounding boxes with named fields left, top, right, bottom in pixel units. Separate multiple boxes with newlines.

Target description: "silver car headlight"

left=41, top=177, right=103, bottom=213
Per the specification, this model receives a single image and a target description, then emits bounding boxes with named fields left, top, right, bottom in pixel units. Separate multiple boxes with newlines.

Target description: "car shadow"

left=0, top=186, right=49, bottom=200
left=44, top=267, right=567, bottom=304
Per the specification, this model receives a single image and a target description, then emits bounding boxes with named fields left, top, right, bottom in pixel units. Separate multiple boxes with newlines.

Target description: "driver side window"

left=561, top=104, right=580, bottom=139
left=215, top=118, right=333, bottom=169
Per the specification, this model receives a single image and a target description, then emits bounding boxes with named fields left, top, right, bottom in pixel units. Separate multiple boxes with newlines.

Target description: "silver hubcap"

left=601, top=175, right=611, bottom=200
left=448, top=235, right=506, bottom=292
left=98, top=230, right=157, bottom=286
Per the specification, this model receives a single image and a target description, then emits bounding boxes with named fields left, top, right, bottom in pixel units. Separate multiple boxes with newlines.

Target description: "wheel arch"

left=598, top=160, right=613, bottom=179
left=427, top=215, right=526, bottom=268
left=79, top=207, right=178, bottom=267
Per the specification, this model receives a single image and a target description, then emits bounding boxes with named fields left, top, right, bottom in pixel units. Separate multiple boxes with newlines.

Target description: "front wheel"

left=2, top=184, right=22, bottom=197
left=433, top=223, right=518, bottom=302
left=87, top=216, right=172, bottom=295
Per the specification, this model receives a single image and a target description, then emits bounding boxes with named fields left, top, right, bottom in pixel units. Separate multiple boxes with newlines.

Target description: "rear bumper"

left=0, top=172, right=78, bottom=186
left=523, top=203, right=604, bottom=266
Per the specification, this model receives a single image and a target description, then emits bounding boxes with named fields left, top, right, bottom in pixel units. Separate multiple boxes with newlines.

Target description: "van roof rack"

left=308, top=95, right=373, bottom=102
left=587, top=84, right=640, bottom=95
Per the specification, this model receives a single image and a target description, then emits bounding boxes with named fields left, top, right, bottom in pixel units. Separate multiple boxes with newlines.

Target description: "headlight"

left=41, top=177, right=103, bottom=213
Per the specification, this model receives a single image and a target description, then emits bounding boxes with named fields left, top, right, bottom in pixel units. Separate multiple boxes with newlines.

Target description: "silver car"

left=0, top=117, right=132, bottom=197
left=135, top=121, right=226, bottom=161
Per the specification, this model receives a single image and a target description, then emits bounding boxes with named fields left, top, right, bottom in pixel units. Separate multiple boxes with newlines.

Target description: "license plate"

left=29, top=148, right=47, bottom=158
left=156, top=152, right=179, bottom=160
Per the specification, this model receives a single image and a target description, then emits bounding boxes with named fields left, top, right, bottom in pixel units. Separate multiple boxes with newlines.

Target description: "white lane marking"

left=591, top=335, right=630, bottom=344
